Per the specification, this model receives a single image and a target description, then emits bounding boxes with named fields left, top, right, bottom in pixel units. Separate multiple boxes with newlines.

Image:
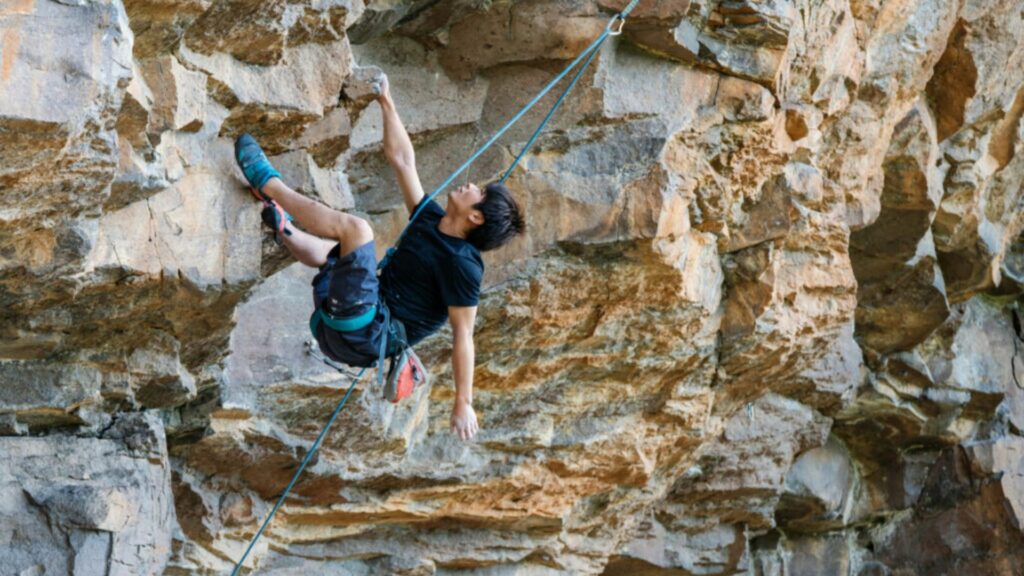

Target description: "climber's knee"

left=336, top=213, right=374, bottom=257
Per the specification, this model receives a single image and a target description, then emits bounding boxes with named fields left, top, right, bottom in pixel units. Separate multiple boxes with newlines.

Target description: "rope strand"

left=231, top=367, right=367, bottom=575
left=499, top=33, right=609, bottom=184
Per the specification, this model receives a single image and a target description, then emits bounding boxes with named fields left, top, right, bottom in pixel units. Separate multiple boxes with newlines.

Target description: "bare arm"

left=449, top=305, right=479, bottom=441
left=377, top=75, right=426, bottom=214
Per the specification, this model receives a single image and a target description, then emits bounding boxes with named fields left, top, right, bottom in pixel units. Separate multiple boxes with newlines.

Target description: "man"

left=233, top=74, right=524, bottom=441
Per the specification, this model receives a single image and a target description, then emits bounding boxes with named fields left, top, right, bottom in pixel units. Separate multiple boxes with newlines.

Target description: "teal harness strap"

left=309, top=304, right=377, bottom=336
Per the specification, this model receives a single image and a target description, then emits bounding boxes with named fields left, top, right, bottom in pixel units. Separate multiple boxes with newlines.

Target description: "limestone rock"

left=928, top=1, right=1024, bottom=301
left=436, top=0, right=608, bottom=81
left=2, top=0, right=1024, bottom=573
left=668, top=394, right=831, bottom=532
left=128, top=332, right=198, bottom=409
left=901, top=298, right=1017, bottom=424
left=777, top=436, right=856, bottom=532
left=0, top=0, right=132, bottom=228
left=0, top=413, right=174, bottom=575
left=865, top=442, right=1024, bottom=575
left=342, top=64, right=386, bottom=102
left=851, top=103, right=949, bottom=354
left=123, top=0, right=210, bottom=59
left=0, top=361, right=103, bottom=430
left=140, top=55, right=208, bottom=133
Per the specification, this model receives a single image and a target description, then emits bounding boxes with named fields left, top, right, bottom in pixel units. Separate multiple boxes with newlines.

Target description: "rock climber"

left=232, top=73, right=525, bottom=442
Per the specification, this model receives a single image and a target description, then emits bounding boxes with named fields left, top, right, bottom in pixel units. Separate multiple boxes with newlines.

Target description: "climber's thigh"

left=310, top=240, right=385, bottom=368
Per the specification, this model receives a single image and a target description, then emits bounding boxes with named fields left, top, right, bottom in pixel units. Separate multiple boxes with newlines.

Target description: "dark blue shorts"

left=310, top=241, right=386, bottom=367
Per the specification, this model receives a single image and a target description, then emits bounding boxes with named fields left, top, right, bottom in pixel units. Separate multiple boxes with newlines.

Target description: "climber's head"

left=448, top=182, right=525, bottom=252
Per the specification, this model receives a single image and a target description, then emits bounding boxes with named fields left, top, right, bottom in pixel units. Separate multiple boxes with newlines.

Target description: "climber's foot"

left=234, top=133, right=281, bottom=200
left=261, top=200, right=294, bottom=243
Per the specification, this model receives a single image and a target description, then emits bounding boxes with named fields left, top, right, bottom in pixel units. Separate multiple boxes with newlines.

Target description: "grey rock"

left=26, top=484, right=134, bottom=532
left=0, top=361, right=102, bottom=429
left=778, top=436, right=856, bottom=531
left=342, top=65, right=386, bottom=102
left=0, top=413, right=27, bottom=436
left=0, top=416, right=174, bottom=575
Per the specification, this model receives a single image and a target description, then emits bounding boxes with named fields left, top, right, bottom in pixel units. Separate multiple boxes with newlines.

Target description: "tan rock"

left=123, top=0, right=209, bottom=59
left=437, top=0, right=607, bottom=80
left=140, top=55, right=208, bottom=133
left=927, top=1, right=1024, bottom=300
left=851, top=103, right=950, bottom=354
left=866, top=442, right=1024, bottom=575
left=620, top=0, right=790, bottom=87
left=777, top=436, right=856, bottom=532
left=0, top=0, right=132, bottom=226
left=349, top=36, right=489, bottom=148
left=270, top=149, right=353, bottom=210
left=667, top=394, right=831, bottom=532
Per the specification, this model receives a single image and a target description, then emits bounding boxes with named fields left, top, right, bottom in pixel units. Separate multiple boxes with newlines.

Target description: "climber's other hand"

left=450, top=399, right=478, bottom=441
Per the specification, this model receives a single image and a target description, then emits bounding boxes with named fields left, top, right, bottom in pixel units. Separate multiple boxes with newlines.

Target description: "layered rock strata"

left=1, top=0, right=1023, bottom=574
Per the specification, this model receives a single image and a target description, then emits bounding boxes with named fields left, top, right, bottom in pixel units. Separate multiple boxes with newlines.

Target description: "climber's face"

left=448, top=183, right=485, bottom=226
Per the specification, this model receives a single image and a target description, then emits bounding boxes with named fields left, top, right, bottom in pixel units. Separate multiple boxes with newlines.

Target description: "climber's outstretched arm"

left=378, top=75, right=425, bottom=214
left=449, top=305, right=479, bottom=441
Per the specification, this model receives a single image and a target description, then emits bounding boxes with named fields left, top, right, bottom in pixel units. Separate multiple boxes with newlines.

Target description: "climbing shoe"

left=234, top=133, right=282, bottom=199
left=261, top=200, right=293, bottom=245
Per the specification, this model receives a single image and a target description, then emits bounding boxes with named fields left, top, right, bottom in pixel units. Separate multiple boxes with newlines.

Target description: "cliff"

left=1, top=0, right=1023, bottom=574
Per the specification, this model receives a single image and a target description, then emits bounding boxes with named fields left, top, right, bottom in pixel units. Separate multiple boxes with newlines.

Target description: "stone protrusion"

left=0, top=416, right=174, bottom=575
left=851, top=103, right=949, bottom=354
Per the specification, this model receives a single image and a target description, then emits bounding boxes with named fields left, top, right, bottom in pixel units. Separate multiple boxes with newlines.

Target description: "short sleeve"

left=410, top=197, right=445, bottom=222
left=441, top=255, right=483, bottom=307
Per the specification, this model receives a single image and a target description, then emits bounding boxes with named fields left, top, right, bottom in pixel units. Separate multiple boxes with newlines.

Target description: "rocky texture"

left=0, top=412, right=174, bottom=575
left=2, top=0, right=1024, bottom=574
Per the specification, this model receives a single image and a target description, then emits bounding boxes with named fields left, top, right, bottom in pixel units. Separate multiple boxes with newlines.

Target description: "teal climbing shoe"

left=234, top=133, right=282, bottom=199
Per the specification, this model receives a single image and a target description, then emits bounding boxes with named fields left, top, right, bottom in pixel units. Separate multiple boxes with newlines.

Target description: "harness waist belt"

left=310, top=304, right=377, bottom=335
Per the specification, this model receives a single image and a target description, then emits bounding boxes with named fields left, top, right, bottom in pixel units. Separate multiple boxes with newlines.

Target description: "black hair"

left=467, top=182, right=525, bottom=252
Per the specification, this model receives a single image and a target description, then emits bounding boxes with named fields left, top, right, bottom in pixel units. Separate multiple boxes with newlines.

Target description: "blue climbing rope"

left=230, top=366, right=367, bottom=575
left=499, top=1, right=640, bottom=184
left=498, top=31, right=606, bottom=185
left=231, top=3, right=641, bottom=572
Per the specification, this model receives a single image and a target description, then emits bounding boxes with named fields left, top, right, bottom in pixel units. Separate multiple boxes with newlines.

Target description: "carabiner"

left=607, top=13, right=627, bottom=36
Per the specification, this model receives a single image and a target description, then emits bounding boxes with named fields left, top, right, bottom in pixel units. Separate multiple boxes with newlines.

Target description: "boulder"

left=0, top=413, right=174, bottom=575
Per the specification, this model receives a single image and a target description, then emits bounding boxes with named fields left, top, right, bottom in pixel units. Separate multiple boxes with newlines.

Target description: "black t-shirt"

left=380, top=197, right=484, bottom=346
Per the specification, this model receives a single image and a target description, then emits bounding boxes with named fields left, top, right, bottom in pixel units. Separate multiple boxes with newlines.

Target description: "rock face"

left=0, top=412, right=174, bottom=575
left=1, top=0, right=1023, bottom=574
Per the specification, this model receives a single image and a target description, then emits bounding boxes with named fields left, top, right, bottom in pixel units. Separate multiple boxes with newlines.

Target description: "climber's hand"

left=450, top=399, right=478, bottom=441
left=375, top=73, right=390, bottom=102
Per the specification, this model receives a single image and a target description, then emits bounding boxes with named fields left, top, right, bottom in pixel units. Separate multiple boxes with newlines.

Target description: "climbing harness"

left=231, top=3, right=639, bottom=573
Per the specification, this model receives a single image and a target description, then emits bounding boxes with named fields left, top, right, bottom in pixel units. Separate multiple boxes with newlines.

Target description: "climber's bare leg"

left=277, top=224, right=337, bottom=268
left=260, top=177, right=374, bottom=257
